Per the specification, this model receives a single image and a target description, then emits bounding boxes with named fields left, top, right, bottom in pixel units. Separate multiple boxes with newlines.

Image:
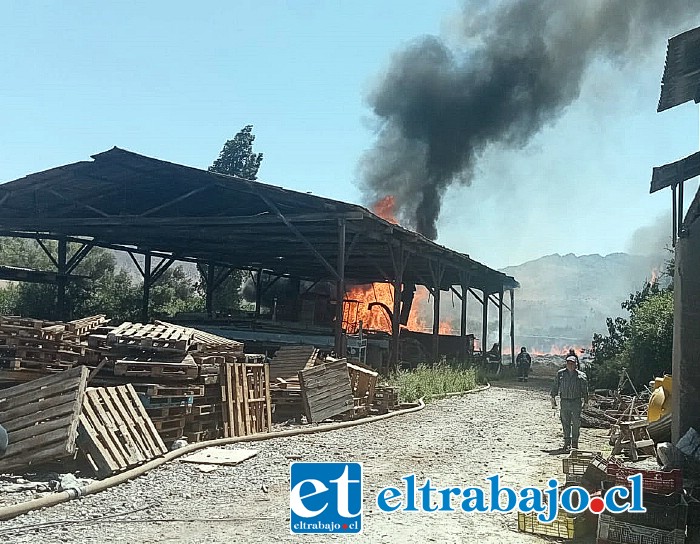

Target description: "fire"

left=650, top=268, right=659, bottom=285
left=372, top=195, right=398, bottom=224
left=343, top=283, right=456, bottom=335
left=344, top=283, right=394, bottom=334
left=344, top=195, right=457, bottom=336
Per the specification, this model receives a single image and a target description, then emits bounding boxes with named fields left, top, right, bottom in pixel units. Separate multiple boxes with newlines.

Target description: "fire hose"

left=0, top=383, right=490, bottom=522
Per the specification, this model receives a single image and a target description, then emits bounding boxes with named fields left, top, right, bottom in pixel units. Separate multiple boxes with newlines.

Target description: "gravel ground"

left=0, top=377, right=609, bottom=543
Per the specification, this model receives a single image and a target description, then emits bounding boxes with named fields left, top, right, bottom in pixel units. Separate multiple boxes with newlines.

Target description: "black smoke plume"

left=359, top=0, right=697, bottom=240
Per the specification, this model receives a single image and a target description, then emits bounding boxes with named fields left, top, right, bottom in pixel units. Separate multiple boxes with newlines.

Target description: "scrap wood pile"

left=0, top=315, right=273, bottom=463
left=518, top=448, right=699, bottom=542
left=269, top=346, right=393, bottom=423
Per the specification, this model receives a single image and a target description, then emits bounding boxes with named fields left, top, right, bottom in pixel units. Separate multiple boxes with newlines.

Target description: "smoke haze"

left=359, top=0, right=697, bottom=239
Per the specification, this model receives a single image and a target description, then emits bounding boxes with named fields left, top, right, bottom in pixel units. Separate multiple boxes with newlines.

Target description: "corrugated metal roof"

left=658, top=26, right=700, bottom=112
left=650, top=151, right=700, bottom=193
left=0, top=148, right=518, bottom=292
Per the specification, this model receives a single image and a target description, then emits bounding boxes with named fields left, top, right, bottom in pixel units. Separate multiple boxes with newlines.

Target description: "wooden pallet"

left=145, top=405, right=192, bottom=418
left=220, top=362, right=272, bottom=437
left=1, top=358, right=75, bottom=373
left=0, top=366, right=89, bottom=473
left=268, top=345, right=317, bottom=382
left=150, top=416, right=189, bottom=431
left=348, top=362, right=377, bottom=416
left=155, top=320, right=244, bottom=353
left=66, top=315, right=109, bottom=336
left=132, top=383, right=204, bottom=398
left=78, top=384, right=167, bottom=477
left=158, top=427, right=186, bottom=443
left=107, top=322, right=194, bottom=351
left=113, top=355, right=198, bottom=379
left=299, top=360, right=354, bottom=423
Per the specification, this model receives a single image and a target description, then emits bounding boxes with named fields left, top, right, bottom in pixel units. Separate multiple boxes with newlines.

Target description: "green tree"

left=589, top=279, right=673, bottom=389
left=209, top=125, right=263, bottom=180
left=202, top=125, right=265, bottom=314
left=0, top=238, right=204, bottom=321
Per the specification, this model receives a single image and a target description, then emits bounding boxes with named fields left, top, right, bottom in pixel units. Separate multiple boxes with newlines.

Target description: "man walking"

left=551, top=356, right=588, bottom=450
left=516, top=347, right=532, bottom=382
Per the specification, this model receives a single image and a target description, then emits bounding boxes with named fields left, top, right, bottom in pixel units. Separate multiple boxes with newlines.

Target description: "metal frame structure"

left=0, top=148, right=518, bottom=364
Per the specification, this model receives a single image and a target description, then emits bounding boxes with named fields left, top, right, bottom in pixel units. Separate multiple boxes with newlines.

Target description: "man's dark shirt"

left=551, top=368, right=588, bottom=400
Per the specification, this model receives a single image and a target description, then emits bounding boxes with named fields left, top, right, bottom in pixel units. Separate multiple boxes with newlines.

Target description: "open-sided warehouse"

left=0, top=148, right=518, bottom=366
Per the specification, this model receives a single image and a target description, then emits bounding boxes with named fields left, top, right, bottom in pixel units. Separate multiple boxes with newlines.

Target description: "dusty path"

left=1, top=379, right=608, bottom=543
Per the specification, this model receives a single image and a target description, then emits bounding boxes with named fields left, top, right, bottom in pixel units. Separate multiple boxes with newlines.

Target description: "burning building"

left=0, top=148, right=518, bottom=368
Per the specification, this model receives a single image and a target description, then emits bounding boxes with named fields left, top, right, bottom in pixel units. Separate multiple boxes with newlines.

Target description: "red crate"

left=605, top=464, right=683, bottom=494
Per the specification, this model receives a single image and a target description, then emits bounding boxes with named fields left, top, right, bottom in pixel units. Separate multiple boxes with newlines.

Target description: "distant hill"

left=498, top=252, right=667, bottom=353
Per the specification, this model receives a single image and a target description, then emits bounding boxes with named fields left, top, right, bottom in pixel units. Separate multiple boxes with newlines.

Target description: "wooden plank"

left=0, top=366, right=84, bottom=403
left=0, top=440, right=78, bottom=472
left=181, top=447, right=258, bottom=466
left=1, top=426, right=77, bottom=462
left=4, top=398, right=78, bottom=433
left=78, top=410, right=121, bottom=475
left=299, top=361, right=353, bottom=423
left=124, top=384, right=167, bottom=454
left=0, top=389, right=80, bottom=424
left=83, top=390, right=129, bottom=467
left=114, top=385, right=163, bottom=456
left=264, top=363, right=272, bottom=432
left=95, top=388, right=143, bottom=464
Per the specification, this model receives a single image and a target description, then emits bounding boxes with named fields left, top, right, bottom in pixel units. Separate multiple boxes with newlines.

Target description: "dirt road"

left=2, top=378, right=608, bottom=543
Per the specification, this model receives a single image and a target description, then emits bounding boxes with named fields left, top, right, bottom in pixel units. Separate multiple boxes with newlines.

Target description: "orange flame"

left=344, top=195, right=454, bottom=336
left=372, top=195, right=398, bottom=224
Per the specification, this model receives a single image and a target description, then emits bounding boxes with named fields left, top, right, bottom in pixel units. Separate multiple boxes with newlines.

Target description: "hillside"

left=499, top=252, right=667, bottom=352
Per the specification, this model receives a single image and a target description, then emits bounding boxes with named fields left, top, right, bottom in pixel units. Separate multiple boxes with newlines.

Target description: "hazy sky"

left=1, top=1, right=699, bottom=269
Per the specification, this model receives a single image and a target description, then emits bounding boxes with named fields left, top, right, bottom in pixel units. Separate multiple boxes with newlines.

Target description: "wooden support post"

left=391, top=277, right=402, bottom=370
left=429, top=260, right=445, bottom=363
left=141, top=252, right=151, bottom=323
left=482, top=289, right=489, bottom=355
left=56, top=238, right=68, bottom=321
left=679, top=180, right=684, bottom=238
left=672, top=184, right=677, bottom=247
left=206, top=261, right=215, bottom=318
left=510, top=289, right=516, bottom=367
left=334, top=220, right=346, bottom=357
left=432, top=282, right=441, bottom=363
left=498, top=288, right=504, bottom=368
left=254, top=268, right=263, bottom=320
left=460, top=273, right=469, bottom=360
left=389, top=243, right=407, bottom=371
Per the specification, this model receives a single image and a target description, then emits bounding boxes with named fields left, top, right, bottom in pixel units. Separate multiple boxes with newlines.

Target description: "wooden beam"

left=139, top=185, right=211, bottom=217
left=510, top=289, right=515, bottom=367
left=142, top=252, right=151, bottom=323
left=335, top=220, right=346, bottom=356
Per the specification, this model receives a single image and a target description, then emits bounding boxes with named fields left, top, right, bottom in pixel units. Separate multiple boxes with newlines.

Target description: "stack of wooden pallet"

left=0, top=315, right=107, bottom=380
left=84, top=322, right=198, bottom=381
left=155, top=321, right=264, bottom=442
left=269, top=345, right=319, bottom=421
left=347, top=362, right=378, bottom=417
left=371, top=385, right=400, bottom=414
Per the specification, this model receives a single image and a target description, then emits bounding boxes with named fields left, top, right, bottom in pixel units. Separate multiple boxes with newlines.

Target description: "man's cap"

left=566, top=356, right=577, bottom=363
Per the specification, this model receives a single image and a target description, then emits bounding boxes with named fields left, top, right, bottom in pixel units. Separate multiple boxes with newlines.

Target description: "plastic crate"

left=518, top=511, right=590, bottom=539
left=604, top=492, right=688, bottom=531
left=582, top=454, right=612, bottom=489
left=597, top=513, right=686, bottom=544
left=605, top=464, right=683, bottom=494
left=563, top=450, right=599, bottom=475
